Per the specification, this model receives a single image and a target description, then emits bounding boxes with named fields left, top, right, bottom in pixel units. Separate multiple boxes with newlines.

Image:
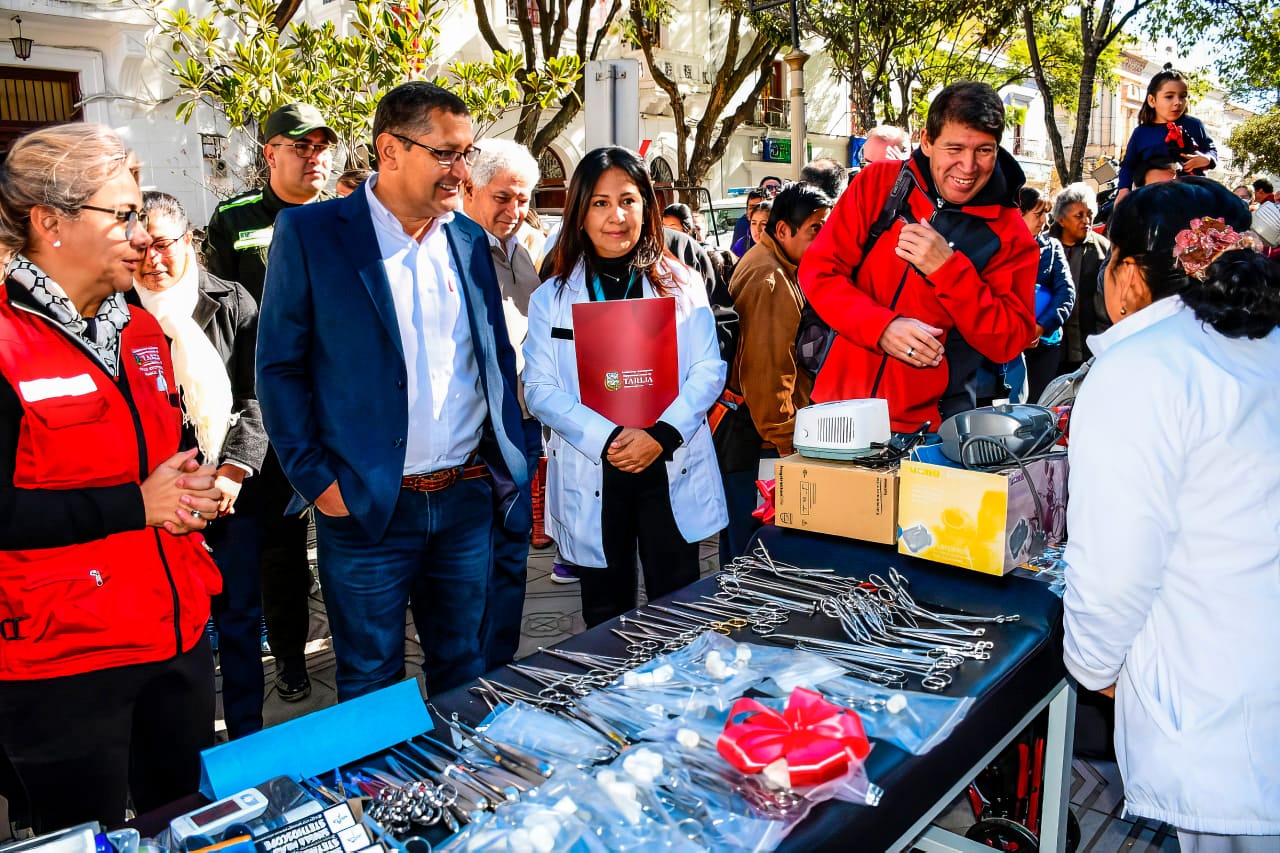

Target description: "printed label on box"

left=773, top=455, right=899, bottom=544
left=256, top=804, right=370, bottom=853
left=897, top=452, right=1067, bottom=575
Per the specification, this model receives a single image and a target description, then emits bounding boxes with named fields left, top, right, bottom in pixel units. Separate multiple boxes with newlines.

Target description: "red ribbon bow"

left=717, top=688, right=872, bottom=787
left=751, top=479, right=776, bottom=525
left=1164, top=121, right=1184, bottom=148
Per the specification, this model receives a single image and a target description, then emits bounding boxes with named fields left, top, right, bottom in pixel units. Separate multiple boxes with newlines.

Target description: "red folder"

left=573, top=297, right=679, bottom=427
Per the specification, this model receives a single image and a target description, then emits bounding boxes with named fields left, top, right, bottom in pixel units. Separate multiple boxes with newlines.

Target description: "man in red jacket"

left=800, top=82, right=1037, bottom=431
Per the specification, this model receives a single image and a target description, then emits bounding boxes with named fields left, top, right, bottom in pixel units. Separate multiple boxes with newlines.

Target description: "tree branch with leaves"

left=138, top=0, right=576, bottom=170
left=470, top=0, right=621, bottom=156
left=1226, top=108, right=1280, bottom=174
left=623, top=0, right=785, bottom=205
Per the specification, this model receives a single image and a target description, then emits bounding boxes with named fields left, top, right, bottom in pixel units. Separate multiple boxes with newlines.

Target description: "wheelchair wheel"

left=966, top=817, right=1039, bottom=851
left=964, top=813, right=1081, bottom=852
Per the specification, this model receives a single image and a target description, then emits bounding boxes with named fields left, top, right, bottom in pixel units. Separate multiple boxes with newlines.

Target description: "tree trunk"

left=1068, top=42, right=1101, bottom=183
left=514, top=97, right=543, bottom=148
left=686, top=57, right=775, bottom=192
left=1023, top=6, right=1070, bottom=184
left=531, top=78, right=584, bottom=157
left=630, top=6, right=781, bottom=207
left=528, top=0, right=622, bottom=157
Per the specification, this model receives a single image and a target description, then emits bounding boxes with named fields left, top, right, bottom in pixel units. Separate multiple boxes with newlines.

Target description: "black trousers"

left=205, top=506, right=265, bottom=739
left=258, top=448, right=313, bottom=671
left=578, top=461, right=699, bottom=628
left=0, top=635, right=214, bottom=833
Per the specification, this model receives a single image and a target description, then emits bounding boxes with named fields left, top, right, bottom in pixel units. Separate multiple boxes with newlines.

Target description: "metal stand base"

left=894, top=678, right=1077, bottom=852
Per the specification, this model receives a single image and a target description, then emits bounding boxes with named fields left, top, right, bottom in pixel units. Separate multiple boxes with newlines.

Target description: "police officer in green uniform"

left=205, top=104, right=337, bottom=302
left=203, top=103, right=337, bottom=702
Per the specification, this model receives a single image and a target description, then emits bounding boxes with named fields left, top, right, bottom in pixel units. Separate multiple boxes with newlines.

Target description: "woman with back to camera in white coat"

left=1063, top=177, right=1280, bottom=853
left=523, top=146, right=727, bottom=627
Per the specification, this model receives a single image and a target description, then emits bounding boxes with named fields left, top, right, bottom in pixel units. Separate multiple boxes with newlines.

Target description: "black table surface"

left=426, top=526, right=1068, bottom=852
left=134, top=526, right=1066, bottom=851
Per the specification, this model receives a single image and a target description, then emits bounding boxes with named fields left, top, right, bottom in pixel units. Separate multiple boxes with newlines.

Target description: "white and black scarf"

left=6, top=254, right=130, bottom=376
left=133, top=251, right=234, bottom=464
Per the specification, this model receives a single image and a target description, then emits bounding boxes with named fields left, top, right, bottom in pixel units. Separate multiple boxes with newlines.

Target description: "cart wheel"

left=965, top=817, right=1039, bottom=851
left=964, top=813, right=1081, bottom=853
left=1067, top=812, right=1081, bottom=851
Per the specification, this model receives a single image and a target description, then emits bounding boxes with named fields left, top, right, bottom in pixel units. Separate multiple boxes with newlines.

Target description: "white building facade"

left=0, top=0, right=855, bottom=224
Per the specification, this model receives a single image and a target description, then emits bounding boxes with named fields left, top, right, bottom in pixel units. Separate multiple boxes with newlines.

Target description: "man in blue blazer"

left=256, top=82, right=531, bottom=701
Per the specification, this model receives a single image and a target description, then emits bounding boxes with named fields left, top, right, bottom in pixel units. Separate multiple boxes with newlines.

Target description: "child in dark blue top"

left=1115, top=64, right=1217, bottom=204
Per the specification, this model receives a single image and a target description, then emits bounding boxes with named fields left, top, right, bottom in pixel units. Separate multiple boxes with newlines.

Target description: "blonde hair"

left=0, top=123, right=140, bottom=258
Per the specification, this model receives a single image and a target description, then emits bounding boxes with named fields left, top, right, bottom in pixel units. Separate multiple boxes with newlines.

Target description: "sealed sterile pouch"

left=477, top=701, right=617, bottom=767
left=796, top=675, right=976, bottom=755
left=604, top=744, right=788, bottom=852
left=435, top=800, right=609, bottom=853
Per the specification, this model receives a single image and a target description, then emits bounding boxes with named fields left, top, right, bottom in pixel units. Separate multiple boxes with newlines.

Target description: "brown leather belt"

left=401, top=462, right=490, bottom=493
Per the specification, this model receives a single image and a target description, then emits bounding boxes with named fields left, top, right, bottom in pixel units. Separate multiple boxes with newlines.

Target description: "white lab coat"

left=523, top=259, right=728, bottom=568
left=1064, top=296, right=1280, bottom=835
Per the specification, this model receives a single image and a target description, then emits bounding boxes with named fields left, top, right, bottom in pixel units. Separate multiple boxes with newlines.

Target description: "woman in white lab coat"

left=1063, top=177, right=1280, bottom=852
left=524, top=146, right=727, bottom=627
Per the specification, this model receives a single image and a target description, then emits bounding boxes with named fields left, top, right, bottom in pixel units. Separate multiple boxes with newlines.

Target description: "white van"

left=701, top=198, right=748, bottom=251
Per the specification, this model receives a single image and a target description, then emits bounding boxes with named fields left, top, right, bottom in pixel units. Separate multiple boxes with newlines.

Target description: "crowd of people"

left=0, top=70, right=1276, bottom=850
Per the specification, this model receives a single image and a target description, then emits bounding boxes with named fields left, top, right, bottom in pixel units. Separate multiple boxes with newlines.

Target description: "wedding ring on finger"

left=906, top=346, right=915, bottom=358
left=190, top=510, right=202, bottom=520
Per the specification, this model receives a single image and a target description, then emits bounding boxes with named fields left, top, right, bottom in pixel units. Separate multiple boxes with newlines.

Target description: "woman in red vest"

left=0, top=124, right=224, bottom=833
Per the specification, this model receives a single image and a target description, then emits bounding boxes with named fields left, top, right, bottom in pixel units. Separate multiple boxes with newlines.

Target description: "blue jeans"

left=314, top=478, right=494, bottom=701
left=1003, top=355, right=1028, bottom=404
left=205, top=510, right=264, bottom=739
left=482, top=420, right=539, bottom=670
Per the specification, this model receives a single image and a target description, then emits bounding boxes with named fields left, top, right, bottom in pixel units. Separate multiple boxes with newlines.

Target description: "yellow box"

left=896, top=446, right=1068, bottom=575
left=774, top=455, right=899, bottom=544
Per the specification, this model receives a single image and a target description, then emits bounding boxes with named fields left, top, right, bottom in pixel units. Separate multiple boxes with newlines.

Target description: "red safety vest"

left=0, top=284, right=221, bottom=680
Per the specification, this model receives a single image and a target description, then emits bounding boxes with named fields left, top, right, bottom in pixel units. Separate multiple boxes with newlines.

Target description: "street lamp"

left=749, top=0, right=807, bottom=179
left=10, top=17, right=33, bottom=62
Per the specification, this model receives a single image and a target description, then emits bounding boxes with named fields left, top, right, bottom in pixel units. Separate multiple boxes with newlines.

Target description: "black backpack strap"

left=866, top=163, right=917, bottom=258
left=795, top=161, right=918, bottom=376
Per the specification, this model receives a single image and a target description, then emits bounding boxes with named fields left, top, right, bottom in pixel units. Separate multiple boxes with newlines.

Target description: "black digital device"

left=938, top=404, right=1059, bottom=467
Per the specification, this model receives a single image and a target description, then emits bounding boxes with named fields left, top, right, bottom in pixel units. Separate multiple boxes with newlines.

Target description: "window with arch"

left=535, top=148, right=567, bottom=209
left=649, top=156, right=674, bottom=185
left=538, top=148, right=565, bottom=182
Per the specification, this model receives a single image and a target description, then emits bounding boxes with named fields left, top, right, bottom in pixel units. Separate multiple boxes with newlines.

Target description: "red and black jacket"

left=0, top=280, right=220, bottom=680
left=800, top=150, right=1037, bottom=432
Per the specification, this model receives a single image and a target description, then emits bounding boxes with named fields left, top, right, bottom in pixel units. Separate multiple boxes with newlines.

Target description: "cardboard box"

left=897, top=444, right=1068, bottom=575
left=774, top=454, right=899, bottom=544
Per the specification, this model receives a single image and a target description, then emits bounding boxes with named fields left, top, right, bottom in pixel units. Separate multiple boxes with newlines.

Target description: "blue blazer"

left=255, top=187, right=531, bottom=541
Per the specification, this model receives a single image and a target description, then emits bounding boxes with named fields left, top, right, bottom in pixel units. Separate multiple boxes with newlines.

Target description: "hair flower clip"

left=1172, top=217, right=1243, bottom=280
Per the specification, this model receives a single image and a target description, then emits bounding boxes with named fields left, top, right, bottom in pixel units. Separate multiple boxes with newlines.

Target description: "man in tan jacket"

left=720, top=182, right=833, bottom=558
left=729, top=182, right=834, bottom=454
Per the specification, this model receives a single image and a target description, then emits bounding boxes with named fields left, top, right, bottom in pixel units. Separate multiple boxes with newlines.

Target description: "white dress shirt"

left=1064, top=295, right=1280, bottom=835
left=365, top=176, right=485, bottom=474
